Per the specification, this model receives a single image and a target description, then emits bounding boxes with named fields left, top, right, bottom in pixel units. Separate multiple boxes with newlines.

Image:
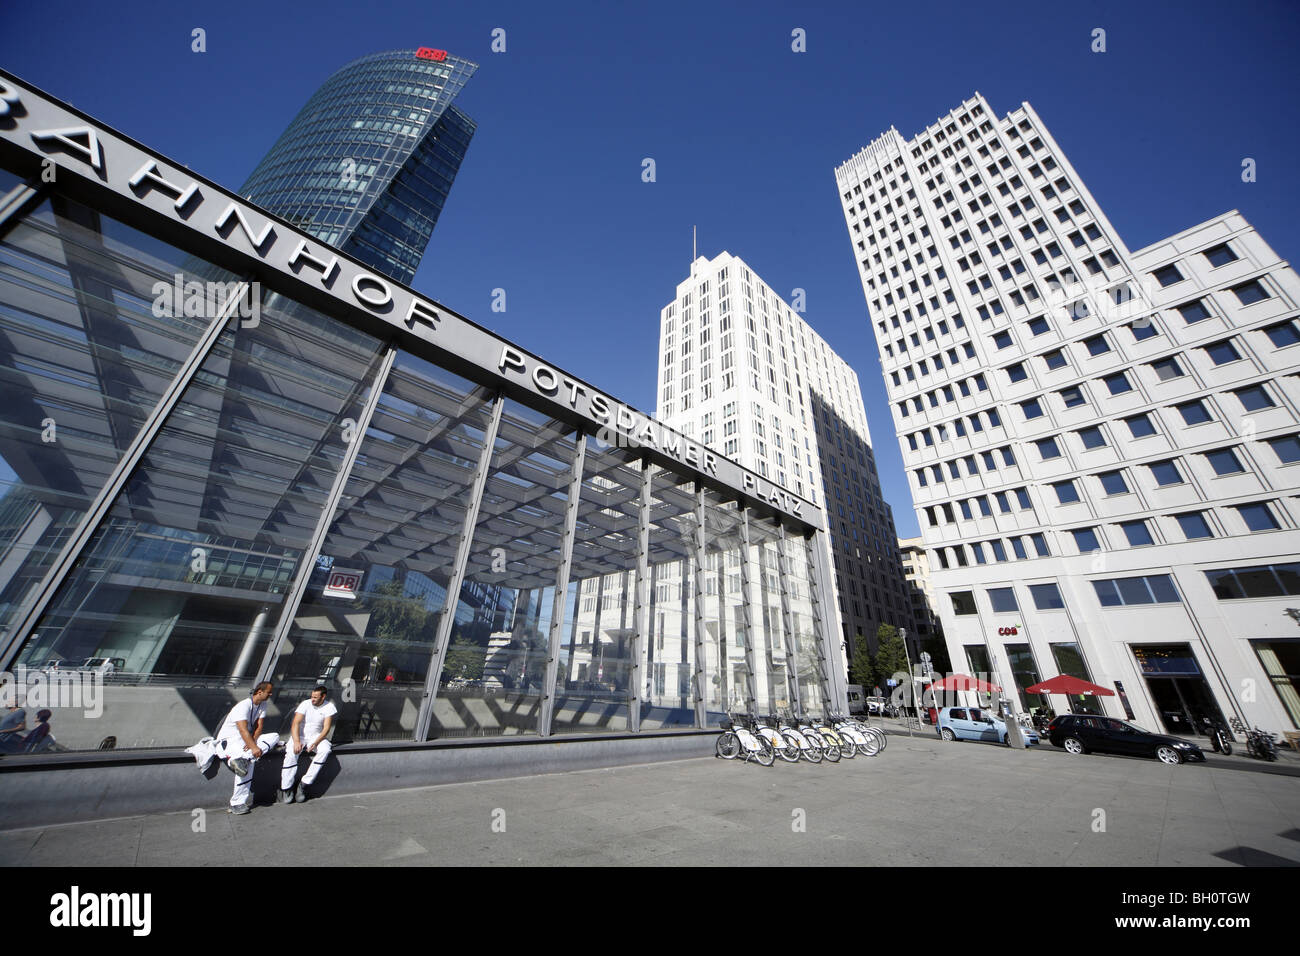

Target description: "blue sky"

left=5, top=0, right=1298, bottom=536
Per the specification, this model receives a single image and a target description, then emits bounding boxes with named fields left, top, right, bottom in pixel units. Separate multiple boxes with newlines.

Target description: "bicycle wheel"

left=797, top=736, right=823, bottom=763
left=751, top=734, right=776, bottom=767
left=838, top=737, right=856, bottom=759
left=867, top=727, right=887, bottom=751
left=820, top=737, right=841, bottom=762
left=715, top=731, right=739, bottom=760
left=774, top=733, right=800, bottom=763
left=857, top=735, right=880, bottom=757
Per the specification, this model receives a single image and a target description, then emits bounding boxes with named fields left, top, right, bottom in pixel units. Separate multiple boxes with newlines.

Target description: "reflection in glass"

left=552, top=436, right=641, bottom=734
left=643, top=468, right=697, bottom=728
left=272, top=353, right=491, bottom=742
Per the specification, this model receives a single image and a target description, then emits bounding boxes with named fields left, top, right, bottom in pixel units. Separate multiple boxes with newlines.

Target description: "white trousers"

left=220, top=732, right=280, bottom=807
left=281, top=739, right=332, bottom=790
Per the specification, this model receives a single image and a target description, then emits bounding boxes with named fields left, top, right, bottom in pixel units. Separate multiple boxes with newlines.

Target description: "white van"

left=846, top=684, right=866, bottom=715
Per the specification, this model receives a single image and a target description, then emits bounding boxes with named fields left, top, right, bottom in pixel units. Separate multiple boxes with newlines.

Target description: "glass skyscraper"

left=239, top=48, right=478, bottom=285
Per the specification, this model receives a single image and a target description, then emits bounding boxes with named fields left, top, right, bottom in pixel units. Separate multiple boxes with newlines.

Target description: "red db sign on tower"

left=416, top=47, right=448, bottom=62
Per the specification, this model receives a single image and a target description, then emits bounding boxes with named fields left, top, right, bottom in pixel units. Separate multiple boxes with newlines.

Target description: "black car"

left=1048, top=714, right=1205, bottom=765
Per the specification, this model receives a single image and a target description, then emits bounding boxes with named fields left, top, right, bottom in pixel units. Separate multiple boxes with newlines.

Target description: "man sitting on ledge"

left=279, top=684, right=337, bottom=804
left=214, top=681, right=280, bottom=815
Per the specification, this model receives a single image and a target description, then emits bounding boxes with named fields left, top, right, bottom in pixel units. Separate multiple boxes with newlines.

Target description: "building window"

left=993, top=330, right=1013, bottom=349
left=1176, top=400, right=1213, bottom=426
left=1083, top=334, right=1110, bottom=356
left=1148, top=459, right=1183, bottom=486
left=1150, top=357, right=1184, bottom=381
left=1234, top=384, right=1276, bottom=412
left=1028, top=316, right=1050, bottom=336
left=1029, top=583, right=1065, bottom=610
left=1021, top=397, right=1044, bottom=419
left=988, top=587, right=1019, bottom=613
left=1060, top=385, right=1086, bottom=408
left=1078, top=426, right=1106, bottom=449
left=1043, top=349, right=1067, bottom=371
left=1205, top=563, right=1300, bottom=599
left=1205, top=448, right=1245, bottom=476
left=1177, top=300, right=1211, bottom=324
left=1267, top=435, right=1300, bottom=464
left=1052, top=480, right=1080, bottom=504
left=951, top=591, right=978, bottom=615
left=1006, top=362, right=1028, bottom=383
left=1264, top=321, right=1300, bottom=348
left=1102, top=371, right=1132, bottom=395
left=1152, top=264, right=1184, bottom=287
left=1176, top=512, right=1214, bottom=540
left=1036, top=436, right=1061, bottom=460
left=1092, top=574, right=1181, bottom=606
left=1124, top=413, right=1156, bottom=438
left=1203, top=243, right=1238, bottom=267
left=1203, top=339, right=1241, bottom=365
left=1129, top=319, right=1161, bottom=341
left=1097, top=470, right=1129, bottom=495
left=1232, top=280, right=1270, bottom=305
left=1071, top=528, right=1101, bottom=552
left=1236, top=502, right=1280, bottom=532
left=1120, top=520, right=1154, bottom=546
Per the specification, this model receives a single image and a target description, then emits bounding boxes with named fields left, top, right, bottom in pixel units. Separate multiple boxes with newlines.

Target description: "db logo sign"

left=416, top=47, right=448, bottom=61
left=323, top=569, right=363, bottom=601
left=998, top=626, right=1019, bottom=636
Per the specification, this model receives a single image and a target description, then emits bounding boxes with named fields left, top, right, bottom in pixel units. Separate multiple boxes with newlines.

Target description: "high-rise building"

left=655, top=252, right=914, bottom=662
left=898, top=535, right=941, bottom=657
left=239, top=48, right=478, bottom=285
left=835, top=94, right=1300, bottom=737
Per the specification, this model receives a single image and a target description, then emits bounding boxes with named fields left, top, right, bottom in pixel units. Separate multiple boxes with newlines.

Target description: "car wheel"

left=1156, top=746, right=1184, bottom=765
left=1063, top=736, right=1086, bottom=755
left=940, top=727, right=955, bottom=742
left=1003, top=733, right=1012, bottom=747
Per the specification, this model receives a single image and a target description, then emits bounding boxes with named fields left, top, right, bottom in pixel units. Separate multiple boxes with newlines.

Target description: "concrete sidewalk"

left=2, top=732, right=1297, bottom=867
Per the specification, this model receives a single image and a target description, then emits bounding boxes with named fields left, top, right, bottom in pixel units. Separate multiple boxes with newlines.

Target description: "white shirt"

left=295, top=699, right=338, bottom=740
left=217, top=698, right=267, bottom=743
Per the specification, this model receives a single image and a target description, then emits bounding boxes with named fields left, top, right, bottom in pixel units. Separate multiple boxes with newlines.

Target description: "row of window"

left=949, top=562, right=1300, bottom=619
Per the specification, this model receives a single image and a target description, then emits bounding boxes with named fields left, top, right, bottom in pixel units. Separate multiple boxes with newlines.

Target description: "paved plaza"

left=2, top=731, right=1298, bottom=867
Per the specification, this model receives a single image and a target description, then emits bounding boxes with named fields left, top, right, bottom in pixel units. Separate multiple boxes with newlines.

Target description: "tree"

left=848, top=637, right=874, bottom=691
left=872, top=624, right=910, bottom=688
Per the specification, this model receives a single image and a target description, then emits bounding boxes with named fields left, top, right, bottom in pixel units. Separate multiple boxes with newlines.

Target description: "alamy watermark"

left=1, top=666, right=104, bottom=718
left=152, top=274, right=260, bottom=328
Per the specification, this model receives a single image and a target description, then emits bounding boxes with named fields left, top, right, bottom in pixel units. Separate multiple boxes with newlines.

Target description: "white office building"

left=655, top=252, right=915, bottom=661
left=834, top=94, right=1300, bottom=740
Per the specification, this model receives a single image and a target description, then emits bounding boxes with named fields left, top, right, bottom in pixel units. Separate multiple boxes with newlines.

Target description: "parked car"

left=937, top=706, right=1040, bottom=746
left=865, top=696, right=889, bottom=715
left=1047, top=714, right=1204, bottom=765
left=80, top=657, right=125, bottom=674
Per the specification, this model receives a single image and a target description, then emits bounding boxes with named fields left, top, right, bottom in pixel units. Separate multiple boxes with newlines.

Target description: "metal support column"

left=414, top=392, right=505, bottom=742
left=801, top=532, right=837, bottom=716
left=737, top=510, right=759, bottom=716
left=691, top=484, right=709, bottom=728
left=0, top=181, right=47, bottom=241
left=537, top=431, right=586, bottom=736
left=629, top=461, right=653, bottom=733
left=253, top=344, right=398, bottom=683
left=0, top=282, right=248, bottom=671
left=774, top=525, right=803, bottom=716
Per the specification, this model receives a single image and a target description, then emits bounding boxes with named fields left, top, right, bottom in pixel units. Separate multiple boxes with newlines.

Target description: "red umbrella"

left=928, top=673, right=1002, bottom=693
left=1024, top=675, right=1114, bottom=696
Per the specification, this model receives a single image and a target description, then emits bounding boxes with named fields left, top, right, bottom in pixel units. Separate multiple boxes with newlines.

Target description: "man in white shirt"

left=215, top=681, right=280, bottom=814
left=278, top=685, right=337, bottom=803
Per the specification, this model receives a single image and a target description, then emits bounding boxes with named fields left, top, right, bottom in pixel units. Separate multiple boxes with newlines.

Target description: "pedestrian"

left=0, top=700, right=27, bottom=754
left=279, top=685, right=337, bottom=804
left=214, top=681, right=280, bottom=815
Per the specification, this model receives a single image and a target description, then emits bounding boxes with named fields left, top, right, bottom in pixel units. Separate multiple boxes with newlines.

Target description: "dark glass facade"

left=238, top=49, right=478, bottom=286
left=0, top=72, right=842, bottom=754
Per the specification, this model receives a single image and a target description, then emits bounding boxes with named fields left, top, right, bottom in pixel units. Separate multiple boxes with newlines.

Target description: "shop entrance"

left=1131, top=644, right=1228, bottom=737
